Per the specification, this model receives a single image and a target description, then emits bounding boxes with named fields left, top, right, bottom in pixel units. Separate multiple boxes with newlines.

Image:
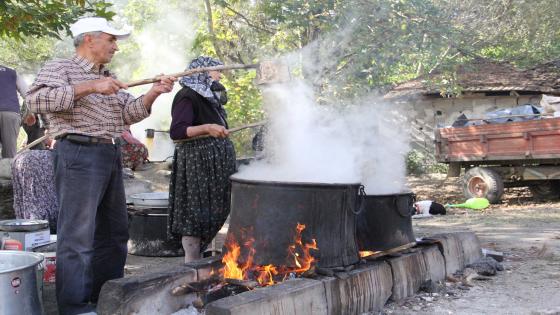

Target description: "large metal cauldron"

left=356, top=192, right=416, bottom=251
left=127, top=207, right=183, bottom=257
left=127, top=192, right=183, bottom=257
left=228, top=177, right=361, bottom=268
left=0, top=251, right=44, bottom=315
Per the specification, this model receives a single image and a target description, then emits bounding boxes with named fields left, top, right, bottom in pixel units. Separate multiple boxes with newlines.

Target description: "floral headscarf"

left=179, top=56, right=228, bottom=125
left=179, top=56, right=223, bottom=101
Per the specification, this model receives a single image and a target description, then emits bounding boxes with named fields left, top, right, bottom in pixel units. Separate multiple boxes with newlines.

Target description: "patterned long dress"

left=167, top=137, right=236, bottom=250
left=11, top=149, right=58, bottom=233
left=120, top=142, right=149, bottom=170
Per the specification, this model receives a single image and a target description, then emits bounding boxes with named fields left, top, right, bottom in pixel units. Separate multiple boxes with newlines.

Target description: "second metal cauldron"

left=356, top=192, right=416, bottom=251
left=227, top=176, right=362, bottom=268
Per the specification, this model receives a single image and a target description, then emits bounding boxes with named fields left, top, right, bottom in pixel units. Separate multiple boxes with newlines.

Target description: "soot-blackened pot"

left=356, top=192, right=416, bottom=251
left=228, top=176, right=362, bottom=268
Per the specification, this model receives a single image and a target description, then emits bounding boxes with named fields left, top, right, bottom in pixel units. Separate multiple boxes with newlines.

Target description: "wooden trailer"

left=435, top=117, right=560, bottom=203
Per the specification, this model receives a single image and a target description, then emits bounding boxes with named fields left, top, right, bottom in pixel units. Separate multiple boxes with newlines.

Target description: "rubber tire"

left=529, top=181, right=560, bottom=201
left=462, top=167, right=504, bottom=204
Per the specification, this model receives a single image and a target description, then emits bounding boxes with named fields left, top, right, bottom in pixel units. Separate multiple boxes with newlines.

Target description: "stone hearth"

left=97, top=232, right=482, bottom=315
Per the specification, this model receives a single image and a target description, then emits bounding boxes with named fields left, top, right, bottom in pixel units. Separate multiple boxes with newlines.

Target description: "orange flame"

left=220, top=223, right=318, bottom=287
left=221, top=239, right=244, bottom=280
left=256, top=264, right=278, bottom=286
left=359, top=250, right=377, bottom=258
left=287, top=223, right=318, bottom=273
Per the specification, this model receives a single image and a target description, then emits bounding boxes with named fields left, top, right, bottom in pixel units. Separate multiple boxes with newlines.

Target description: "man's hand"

left=206, top=124, right=229, bottom=138
left=92, top=77, right=128, bottom=95
left=141, top=74, right=176, bottom=111
left=147, top=75, right=176, bottom=96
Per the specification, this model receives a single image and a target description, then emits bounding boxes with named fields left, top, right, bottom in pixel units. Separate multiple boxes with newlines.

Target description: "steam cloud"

left=236, top=22, right=411, bottom=194
left=115, top=2, right=201, bottom=161
left=235, top=79, right=410, bottom=194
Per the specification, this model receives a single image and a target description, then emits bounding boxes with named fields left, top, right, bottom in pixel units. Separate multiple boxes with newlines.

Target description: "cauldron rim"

left=230, top=175, right=361, bottom=188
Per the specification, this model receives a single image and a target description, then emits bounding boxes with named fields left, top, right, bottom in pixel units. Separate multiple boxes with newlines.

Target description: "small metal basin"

left=0, top=219, right=49, bottom=232
left=129, top=192, right=169, bottom=208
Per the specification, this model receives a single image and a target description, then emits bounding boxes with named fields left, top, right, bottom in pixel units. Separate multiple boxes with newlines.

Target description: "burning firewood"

left=170, top=274, right=221, bottom=296
left=219, top=223, right=319, bottom=287
left=225, top=278, right=259, bottom=289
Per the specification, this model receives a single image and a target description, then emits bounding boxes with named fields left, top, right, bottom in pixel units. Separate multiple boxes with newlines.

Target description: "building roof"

left=384, top=57, right=560, bottom=99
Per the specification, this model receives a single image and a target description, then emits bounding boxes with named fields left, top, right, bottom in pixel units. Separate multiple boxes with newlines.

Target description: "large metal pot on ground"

left=356, top=192, right=416, bottom=252
left=0, top=251, right=45, bottom=315
left=228, top=176, right=361, bottom=268
left=127, top=192, right=183, bottom=257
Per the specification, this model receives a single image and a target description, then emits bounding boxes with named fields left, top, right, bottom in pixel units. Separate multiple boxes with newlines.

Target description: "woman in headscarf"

left=167, top=56, right=236, bottom=262
left=119, top=126, right=149, bottom=171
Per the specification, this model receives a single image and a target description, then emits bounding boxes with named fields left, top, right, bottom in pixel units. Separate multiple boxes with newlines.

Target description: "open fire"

left=220, top=223, right=318, bottom=286
left=359, top=250, right=378, bottom=258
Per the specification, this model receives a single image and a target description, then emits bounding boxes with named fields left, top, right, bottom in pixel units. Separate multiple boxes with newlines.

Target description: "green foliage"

left=0, top=36, right=55, bottom=72
left=406, top=149, right=448, bottom=175
left=428, top=162, right=449, bottom=174
left=4, top=0, right=560, bottom=153
left=0, top=0, right=114, bottom=40
left=406, top=149, right=426, bottom=175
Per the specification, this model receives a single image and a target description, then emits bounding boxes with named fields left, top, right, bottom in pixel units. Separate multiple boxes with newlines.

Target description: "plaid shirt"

left=26, top=55, right=149, bottom=139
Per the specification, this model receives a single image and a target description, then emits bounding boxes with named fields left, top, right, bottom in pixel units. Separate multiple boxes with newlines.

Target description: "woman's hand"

left=206, top=124, right=229, bottom=138
left=23, top=113, right=36, bottom=126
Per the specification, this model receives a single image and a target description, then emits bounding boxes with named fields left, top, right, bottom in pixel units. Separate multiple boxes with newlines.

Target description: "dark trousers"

left=54, top=139, right=128, bottom=315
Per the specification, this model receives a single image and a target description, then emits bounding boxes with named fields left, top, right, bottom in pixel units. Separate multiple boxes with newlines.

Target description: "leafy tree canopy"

left=0, top=0, right=114, bottom=39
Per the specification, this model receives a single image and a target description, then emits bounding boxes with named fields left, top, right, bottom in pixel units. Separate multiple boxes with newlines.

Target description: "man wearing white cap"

left=26, top=17, right=176, bottom=315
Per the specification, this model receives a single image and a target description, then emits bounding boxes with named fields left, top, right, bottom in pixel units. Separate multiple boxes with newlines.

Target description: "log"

left=387, top=249, right=429, bottom=301
left=421, top=245, right=446, bottom=283
left=206, top=279, right=327, bottom=315
left=363, top=242, right=417, bottom=260
left=225, top=278, right=259, bottom=289
left=321, top=261, right=393, bottom=315
left=97, top=265, right=198, bottom=315
left=424, top=232, right=482, bottom=277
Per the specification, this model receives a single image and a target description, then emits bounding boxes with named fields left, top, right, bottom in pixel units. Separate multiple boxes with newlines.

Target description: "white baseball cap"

left=70, top=17, right=130, bottom=39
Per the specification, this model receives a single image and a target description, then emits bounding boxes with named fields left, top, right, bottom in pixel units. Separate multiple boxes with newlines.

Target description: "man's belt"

left=58, top=134, right=115, bottom=145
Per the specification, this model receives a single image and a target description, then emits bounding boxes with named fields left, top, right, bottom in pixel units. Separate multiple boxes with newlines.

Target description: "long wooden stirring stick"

left=173, top=120, right=266, bottom=143
left=126, top=64, right=259, bottom=88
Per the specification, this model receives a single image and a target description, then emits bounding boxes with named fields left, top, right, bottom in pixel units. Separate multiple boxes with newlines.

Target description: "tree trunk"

left=203, top=0, right=225, bottom=61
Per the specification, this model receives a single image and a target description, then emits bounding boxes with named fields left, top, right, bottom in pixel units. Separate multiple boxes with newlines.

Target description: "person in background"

left=168, top=56, right=236, bottom=263
left=21, top=102, right=47, bottom=150
left=0, top=65, right=28, bottom=158
left=26, top=17, right=175, bottom=315
left=12, top=148, right=58, bottom=233
left=120, top=126, right=149, bottom=170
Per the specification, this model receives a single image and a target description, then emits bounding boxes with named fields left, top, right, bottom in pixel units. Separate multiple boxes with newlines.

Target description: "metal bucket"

left=0, top=251, right=44, bottom=315
left=227, top=176, right=362, bottom=268
left=356, top=192, right=416, bottom=251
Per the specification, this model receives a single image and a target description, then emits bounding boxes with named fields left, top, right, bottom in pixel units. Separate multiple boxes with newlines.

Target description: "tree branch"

left=428, top=45, right=451, bottom=74
left=203, top=0, right=225, bottom=61
left=224, top=4, right=277, bottom=35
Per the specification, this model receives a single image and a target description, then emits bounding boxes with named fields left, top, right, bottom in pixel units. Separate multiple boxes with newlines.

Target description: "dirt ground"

left=381, top=174, right=560, bottom=315
left=42, top=169, right=560, bottom=314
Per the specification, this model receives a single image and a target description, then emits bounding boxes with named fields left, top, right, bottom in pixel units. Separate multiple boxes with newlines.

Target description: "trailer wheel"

left=529, top=181, right=560, bottom=200
left=463, top=167, right=504, bottom=204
